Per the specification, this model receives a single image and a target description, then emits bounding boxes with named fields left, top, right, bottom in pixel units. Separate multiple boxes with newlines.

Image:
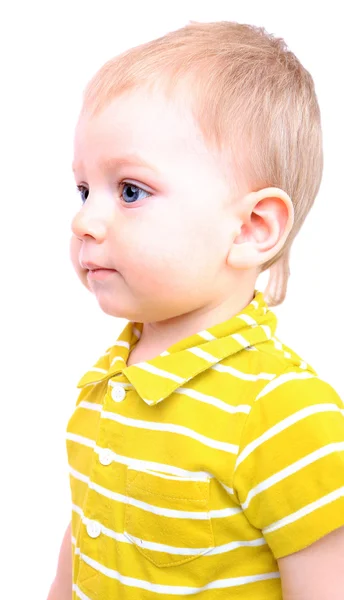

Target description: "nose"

left=71, top=198, right=109, bottom=242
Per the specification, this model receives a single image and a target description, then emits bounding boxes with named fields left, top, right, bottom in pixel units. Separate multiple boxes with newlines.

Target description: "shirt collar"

left=77, top=290, right=277, bottom=406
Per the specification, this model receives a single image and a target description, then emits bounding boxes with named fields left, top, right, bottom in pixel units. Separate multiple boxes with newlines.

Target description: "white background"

left=1, top=1, right=343, bottom=597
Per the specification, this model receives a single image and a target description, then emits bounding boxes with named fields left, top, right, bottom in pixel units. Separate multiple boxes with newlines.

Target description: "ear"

left=227, top=187, right=294, bottom=269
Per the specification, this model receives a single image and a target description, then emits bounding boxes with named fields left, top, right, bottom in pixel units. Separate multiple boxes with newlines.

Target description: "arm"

left=233, top=375, right=344, bottom=597
left=47, top=522, right=72, bottom=600
left=278, top=526, right=344, bottom=600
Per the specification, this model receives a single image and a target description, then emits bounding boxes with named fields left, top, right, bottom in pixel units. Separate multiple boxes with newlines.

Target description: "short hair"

left=81, top=21, right=323, bottom=306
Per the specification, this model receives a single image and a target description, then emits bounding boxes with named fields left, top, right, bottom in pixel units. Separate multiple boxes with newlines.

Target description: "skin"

left=60, top=87, right=344, bottom=599
left=71, top=87, right=292, bottom=363
left=278, top=526, right=344, bottom=599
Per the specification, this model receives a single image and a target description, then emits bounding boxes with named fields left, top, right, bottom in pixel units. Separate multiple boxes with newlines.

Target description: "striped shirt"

left=66, top=290, right=344, bottom=599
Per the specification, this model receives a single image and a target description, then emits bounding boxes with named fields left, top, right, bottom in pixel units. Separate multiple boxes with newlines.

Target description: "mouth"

left=81, top=262, right=117, bottom=280
left=87, top=267, right=117, bottom=281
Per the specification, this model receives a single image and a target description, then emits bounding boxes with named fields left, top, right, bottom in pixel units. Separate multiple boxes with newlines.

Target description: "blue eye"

left=121, top=182, right=151, bottom=204
left=76, top=183, right=151, bottom=205
left=77, top=185, right=89, bottom=204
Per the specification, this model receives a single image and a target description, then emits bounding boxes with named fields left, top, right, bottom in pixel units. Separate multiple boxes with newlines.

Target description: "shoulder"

left=232, top=360, right=344, bottom=560
left=240, top=367, right=343, bottom=461
left=232, top=330, right=342, bottom=412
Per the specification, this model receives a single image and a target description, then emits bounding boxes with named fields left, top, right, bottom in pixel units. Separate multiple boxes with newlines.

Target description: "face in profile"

left=71, top=88, right=239, bottom=323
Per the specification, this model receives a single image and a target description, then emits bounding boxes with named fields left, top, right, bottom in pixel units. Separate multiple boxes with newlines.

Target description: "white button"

left=99, top=448, right=112, bottom=466
left=111, top=384, right=126, bottom=403
left=86, top=521, right=101, bottom=539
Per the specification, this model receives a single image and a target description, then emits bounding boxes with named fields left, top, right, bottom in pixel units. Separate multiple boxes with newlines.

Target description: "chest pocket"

left=124, top=468, right=214, bottom=568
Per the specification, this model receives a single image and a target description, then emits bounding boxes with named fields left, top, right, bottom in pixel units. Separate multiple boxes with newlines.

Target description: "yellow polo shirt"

left=66, top=290, right=344, bottom=599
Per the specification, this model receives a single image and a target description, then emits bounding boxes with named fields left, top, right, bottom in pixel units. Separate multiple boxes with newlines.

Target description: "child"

left=49, top=20, right=344, bottom=600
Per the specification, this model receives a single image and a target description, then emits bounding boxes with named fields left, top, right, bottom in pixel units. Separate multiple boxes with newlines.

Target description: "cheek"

left=70, top=235, right=81, bottom=272
left=122, top=214, right=221, bottom=283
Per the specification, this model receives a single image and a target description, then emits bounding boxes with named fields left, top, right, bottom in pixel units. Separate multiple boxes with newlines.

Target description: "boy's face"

left=71, top=88, right=240, bottom=322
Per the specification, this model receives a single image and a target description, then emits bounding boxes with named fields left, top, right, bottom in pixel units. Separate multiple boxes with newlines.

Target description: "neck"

left=127, top=286, right=255, bottom=366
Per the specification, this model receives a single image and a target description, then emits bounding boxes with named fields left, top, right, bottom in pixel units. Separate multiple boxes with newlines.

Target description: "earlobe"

left=227, top=187, right=294, bottom=270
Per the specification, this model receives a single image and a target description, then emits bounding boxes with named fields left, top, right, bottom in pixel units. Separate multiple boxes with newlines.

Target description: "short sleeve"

left=233, top=371, right=344, bottom=559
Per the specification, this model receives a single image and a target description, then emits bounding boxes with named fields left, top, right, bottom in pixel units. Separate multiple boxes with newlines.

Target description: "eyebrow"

left=72, top=154, right=160, bottom=174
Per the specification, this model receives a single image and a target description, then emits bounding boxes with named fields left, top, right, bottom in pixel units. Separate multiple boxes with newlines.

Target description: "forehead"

left=73, top=88, right=215, bottom=169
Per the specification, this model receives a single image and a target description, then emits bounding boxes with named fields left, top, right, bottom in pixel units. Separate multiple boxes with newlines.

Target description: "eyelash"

left=76, top=181, right=152, bottom=204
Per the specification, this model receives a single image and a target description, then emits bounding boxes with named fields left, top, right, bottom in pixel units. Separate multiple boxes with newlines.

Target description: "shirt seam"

left=231, top=364, right=305, bottom=500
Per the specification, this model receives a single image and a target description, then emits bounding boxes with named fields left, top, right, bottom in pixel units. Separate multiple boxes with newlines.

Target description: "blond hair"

left=82, top=21, right=323, bottom=306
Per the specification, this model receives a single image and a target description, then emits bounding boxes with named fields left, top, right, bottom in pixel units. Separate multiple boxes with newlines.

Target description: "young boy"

left=48, top=21, right=344, bottom=600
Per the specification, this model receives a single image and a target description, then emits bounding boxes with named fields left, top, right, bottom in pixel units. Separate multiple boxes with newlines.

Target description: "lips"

left=81, top=261, right=114, bottom=271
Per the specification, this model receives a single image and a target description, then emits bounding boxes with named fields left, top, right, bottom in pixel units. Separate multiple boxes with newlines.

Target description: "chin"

left=95, top=297, right=137, bottom=320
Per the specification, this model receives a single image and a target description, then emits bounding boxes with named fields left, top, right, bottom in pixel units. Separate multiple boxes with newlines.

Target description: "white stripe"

left=251, top=300, right=259, bottom=309
left=272, top=338, right=292, bottom=359
left=76, top=552, right=279, bottom=594
left=256, top=371, right=315, bottom=400
left=133, top=326, right=141, bottom=339
left=74, top=504, right=209, bottom=555
left=234, top=404, right=340, bottom=470
left=235, top=403, right=342, bottom=469
left=73, top=584, right=91, bottom=600
left=220, top=482, right=235, bottom=495
left=114, top=341, right=130, bottom=349
left=143, top=397, right=158, bottom=405
left=175, top=387, right=251, bottom=414
left=272, top=337, right=283, bottom=350
left=69, top=467, right=240, bottom=519
left=263, top=486, right=344, bottom=535
left=73, top=504, right=129, bottom=544
left=89, top=367, right=107, bottom=374
left=66, top=432, right=96, bottom=448
left=69, top=467, right=238, bottom=519
left=299, top=361, right=307, bottom=370
left=67, top=430, right=212, bottom=479
left=110, top=356, right=125, bottom=367
left=232, top=333, right=251, bottom=347
left=72, top=503, right=83, bottom=517
left=72, top=501, right=248, bottom=556
left=188, top=347, right=217, bottom=363
left=135, top=362, right=184, bottom=383
left=261, top=325, right=271, bottom=338
left=125, top=532, right=211, bottom=556
left=198, top=330, right=216, bottom=341
left=210, top=507, right=242, bottom=518
left=80, top=381, right=98, bottom=388
left=78, top=401, right=102, bottom=412
left=209, top=536, right=266, bottom=556
left=102, top=411, right=239, bottom=454
left=237, top=314, right=258, bottom=326
left=70, top=466, right=89, bottom=484
left=126, top=532, right=266, bottom=557
left=212, top=363, right=276, bottom=382
left=242, top=441, right=344, bottom=510
left=160, top=351, right=170, bottom=357
left=138, top=469, right=209, bottom=482
left=71, top=536, right=76, bottom=546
